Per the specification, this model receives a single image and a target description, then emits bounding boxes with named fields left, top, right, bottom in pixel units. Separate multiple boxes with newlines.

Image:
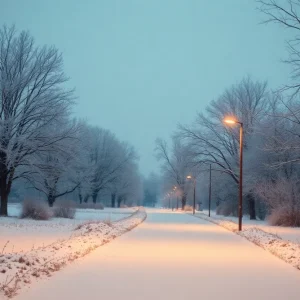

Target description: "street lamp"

left=224, top=117, right=244, bottom=231
left=186, top=175, right=196, bottom=215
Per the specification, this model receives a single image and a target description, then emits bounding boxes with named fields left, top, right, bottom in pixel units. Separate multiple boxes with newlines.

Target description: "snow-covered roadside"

left=192, top=212, right=300, bottom=271
left=0, top=205, right=135, bottom=253
left=0, top=208, right=146, bottom=299
left=195, top=210, right=300, bottom=243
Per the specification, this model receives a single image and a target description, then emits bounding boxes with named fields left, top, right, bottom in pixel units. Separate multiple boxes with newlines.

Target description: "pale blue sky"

left=0, top=0, right=291, bottom=175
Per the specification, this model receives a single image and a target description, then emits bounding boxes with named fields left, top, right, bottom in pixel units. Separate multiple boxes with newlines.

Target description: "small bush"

left=256, top=178, right=300, bottom=226
left=20, top=199, right=52, bottom=220
left=53, top=199, right=76, bottom=219
left=184, top=205, right=193, bottom=212
left=77, top=203, right=104, bottom=210
left=268, top=207, right=300, bottom=227
left=120, top=204, right=128, bottom=208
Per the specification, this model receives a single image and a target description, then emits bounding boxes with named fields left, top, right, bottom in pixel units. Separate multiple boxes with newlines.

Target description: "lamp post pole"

left=209, top=164, right=212, bottom=217
left=238, top=123, right=244, bottom=231
left=187, top=175, right=196, bottom=215
left=193, top=178, right=196, bottom=215
left=224, top=118, right=244, bottom=231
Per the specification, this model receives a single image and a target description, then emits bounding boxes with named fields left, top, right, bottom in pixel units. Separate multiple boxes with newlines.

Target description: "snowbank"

left=0, top=205, right=135, bottom=253
left=196, top=210, right=300, bottom=243
left=193, top=212, right=300, bottom=271
left=0, top=208, right=146, bottom=298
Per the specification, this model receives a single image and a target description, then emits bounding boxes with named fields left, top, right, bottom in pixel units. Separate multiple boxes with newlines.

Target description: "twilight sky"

left=0, top=0, right=291, bottom=176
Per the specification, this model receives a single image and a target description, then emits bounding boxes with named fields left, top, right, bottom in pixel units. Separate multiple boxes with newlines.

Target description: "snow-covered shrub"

left=53, top=199, right=76, bottom=219
left=184, top=205, right=193, bottom=212
left=256, top=178, right=300, bottom=227
left=120, top=204, right=128, bottom=208
left=20, top=199, right=52, bottom=220
left=268, top=207, right=300, bottom=227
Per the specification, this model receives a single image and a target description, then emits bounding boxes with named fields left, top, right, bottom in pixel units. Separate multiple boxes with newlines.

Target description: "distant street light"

left=186, top=175, right=196, bottom=215
left=224, top=117, right=244, bottom=231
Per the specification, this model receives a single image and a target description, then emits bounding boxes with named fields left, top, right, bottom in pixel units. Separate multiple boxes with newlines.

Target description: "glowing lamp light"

left=224, top=119, right=237, bottom=124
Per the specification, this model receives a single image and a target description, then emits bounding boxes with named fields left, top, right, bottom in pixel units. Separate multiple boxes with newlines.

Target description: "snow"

left=192, top=211, right=300, bottom=271
left=0, top=204, right=136, bottom=253
left=196, top=209, right=300, bottom=244
left=0, top=208, right=146, bottom=298
left=13, top=209, right=300, bottom=300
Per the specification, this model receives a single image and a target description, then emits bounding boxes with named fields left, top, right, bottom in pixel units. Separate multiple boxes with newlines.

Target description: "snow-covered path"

left=16, top=209, right=300, bottom=300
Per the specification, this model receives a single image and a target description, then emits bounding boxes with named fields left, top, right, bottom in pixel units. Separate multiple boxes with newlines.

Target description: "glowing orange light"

left=224, top=118, right=237, bottom=124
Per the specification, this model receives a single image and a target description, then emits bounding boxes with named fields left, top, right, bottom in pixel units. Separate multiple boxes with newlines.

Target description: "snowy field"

left=0, top=204, right=136, bottom=253
left=194, top=210, right=300, bottom=244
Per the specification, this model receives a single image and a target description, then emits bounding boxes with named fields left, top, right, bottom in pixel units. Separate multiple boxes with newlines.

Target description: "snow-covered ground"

left=0, top=207, right=146, bottom=298
left=195, top=210, right=300, bottom=244
left=14, top=209, right=300, bottom=300
left=191, top=210, right=300, bottom=271
left=0, top=204, right=136, bottom=253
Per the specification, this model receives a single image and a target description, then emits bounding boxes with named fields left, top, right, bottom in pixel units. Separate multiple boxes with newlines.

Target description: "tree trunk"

left=0, top=175, right=8, bottom=216
left=78, top=185, right=83, bottom=204
left=181, top=195, right=186, bottom=210
left=92, top=192, right=98, bottom=204
left=248, top=193, right=256, bottom=220
left=84, top=195, right=89, bottom=203
left=48, top=193, right=56, bottom=207
left=0, top=150, right=10, bottom=216
left=111, top=193, right=116, bottom=208
left=117, top=196, right=122, bottom=208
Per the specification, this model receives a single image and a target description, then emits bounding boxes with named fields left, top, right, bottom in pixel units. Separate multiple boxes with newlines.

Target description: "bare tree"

left=109, top=160, right=141, bottom=207
left=79, top=126, right=138, bottom=205
left=155, top=137, right=197, bottom=209
left=260, top=93, right=300, bottom=170
left=114, top=163, right=141, bottom=208
left=0, top=26, right=74, bottom=216
left=143, top=172, right=160, bottom=207
left=26, top=120, right=81, bottom=206
left=258, top=0, right=300, bottom=95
